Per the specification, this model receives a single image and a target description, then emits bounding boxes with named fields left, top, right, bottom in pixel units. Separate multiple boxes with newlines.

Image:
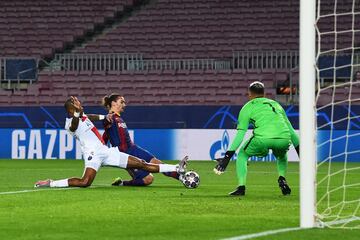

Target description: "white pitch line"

left=221, top=227, right=303, bottom=240
left=0, top=187, right=95, bottom=195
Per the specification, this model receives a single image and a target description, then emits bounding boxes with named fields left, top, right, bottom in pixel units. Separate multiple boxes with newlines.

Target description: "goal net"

left=315, top=0, right=360, bottom=228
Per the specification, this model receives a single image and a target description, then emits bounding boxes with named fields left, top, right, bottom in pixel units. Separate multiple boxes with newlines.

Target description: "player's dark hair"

left=249, top=81, right=265, bottom=95
left=102, top=93, right=122, bottom=110
left=64, top=98, right=73, bottom=110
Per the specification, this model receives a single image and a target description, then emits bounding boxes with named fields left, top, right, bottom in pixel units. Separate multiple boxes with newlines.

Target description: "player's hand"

left=213, top=151, right=235, bottom=175
left=105, top=113, right=114, bottom=123
left=71, top=96, right=83, bottom=112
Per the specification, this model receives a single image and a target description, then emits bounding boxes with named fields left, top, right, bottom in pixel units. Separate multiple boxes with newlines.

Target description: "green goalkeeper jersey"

left=229, top=97, right=299, bottom=151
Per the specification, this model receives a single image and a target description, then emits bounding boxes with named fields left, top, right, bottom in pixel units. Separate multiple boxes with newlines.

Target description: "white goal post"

left=299, top=0, right=317, bottom=228
left=300, top=0, right=360, bottom=229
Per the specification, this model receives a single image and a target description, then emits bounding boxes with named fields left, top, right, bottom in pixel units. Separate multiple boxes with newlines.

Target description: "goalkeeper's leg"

left=273, top=145, right=291, bottom=195
left=229, top=138, right=268, bottom=196
left=236, top=150, right=249, bottom=186
left=276, top=153, right=288, bottom=178
left=228, top=149, right=248, bottom=196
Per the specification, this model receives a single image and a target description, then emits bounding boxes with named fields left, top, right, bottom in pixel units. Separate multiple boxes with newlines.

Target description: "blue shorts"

left=126, top=145, right=155, bottom=179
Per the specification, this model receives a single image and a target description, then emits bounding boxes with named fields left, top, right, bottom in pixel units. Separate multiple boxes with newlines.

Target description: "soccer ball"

left=181, top=171, right=200, bottom=189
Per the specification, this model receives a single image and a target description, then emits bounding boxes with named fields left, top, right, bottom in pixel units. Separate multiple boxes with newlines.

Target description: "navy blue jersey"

left=103, top=113, right=134, bottom=152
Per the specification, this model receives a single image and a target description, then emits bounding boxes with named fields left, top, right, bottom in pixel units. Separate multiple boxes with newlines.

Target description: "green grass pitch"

left=0, top=160, right=359, bottom=240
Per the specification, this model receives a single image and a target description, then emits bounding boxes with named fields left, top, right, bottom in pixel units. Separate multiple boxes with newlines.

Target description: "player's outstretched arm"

left=87, top=113, right=113, bottom=122
left=214, top=105, right=250, bottom=175
left=213, top=128, right=246, bottom=175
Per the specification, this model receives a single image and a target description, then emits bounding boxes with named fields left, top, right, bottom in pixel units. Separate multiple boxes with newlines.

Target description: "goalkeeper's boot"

left=34, top=179, right=52, bottom=188
left=177, top=156, right=189, bottom=175
left=112, top=177, right=124, bottom=186
left=229, top=185, right=246, bottom=196
left=278, top=176, right=291, bottom=195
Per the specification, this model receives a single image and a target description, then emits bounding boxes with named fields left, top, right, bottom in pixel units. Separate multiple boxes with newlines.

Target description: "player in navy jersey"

left=101, top=93, right=183, bottom=187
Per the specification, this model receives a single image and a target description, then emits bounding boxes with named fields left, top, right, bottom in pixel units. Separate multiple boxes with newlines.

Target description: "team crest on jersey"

left=88, top=156, right=92, bottom=161
left=118, top=122, right=127, bottom=128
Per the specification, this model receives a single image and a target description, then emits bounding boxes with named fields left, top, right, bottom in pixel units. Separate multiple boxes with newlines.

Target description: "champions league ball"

left=181, top=171, right=200, bottom=189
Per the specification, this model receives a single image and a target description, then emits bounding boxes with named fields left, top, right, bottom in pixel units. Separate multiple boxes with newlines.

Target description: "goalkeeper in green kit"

left=214, top=81, right=299, bottom=196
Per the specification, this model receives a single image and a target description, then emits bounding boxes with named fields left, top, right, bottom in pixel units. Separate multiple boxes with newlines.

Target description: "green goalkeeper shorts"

left=241, top=137, right=291, bottom=157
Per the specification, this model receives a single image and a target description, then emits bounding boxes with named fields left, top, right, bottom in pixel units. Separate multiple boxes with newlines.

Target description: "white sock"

left=158, top=164, right=177, bottom=173
left=50, top=179, right=69, bottom=188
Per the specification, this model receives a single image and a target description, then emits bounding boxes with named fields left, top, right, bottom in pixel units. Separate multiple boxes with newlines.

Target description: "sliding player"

left=35, top=96, right=188, bottom=188
left=214, top=82, right=299, bottom=196
left=101, top=93, right=183, bottom=187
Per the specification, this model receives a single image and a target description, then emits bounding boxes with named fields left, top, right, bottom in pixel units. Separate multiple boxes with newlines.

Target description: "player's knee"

left=130, top=156, right=147, bottom=169
left=80, top=177, right=92, bottom=187
left=150, top=158, right=162, bottom=164
left=138, top=159, right=147, bottom=168
left=143, top=175, right=154, bottom=186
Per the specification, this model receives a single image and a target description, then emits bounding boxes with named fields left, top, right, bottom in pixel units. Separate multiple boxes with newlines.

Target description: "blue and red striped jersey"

left=102, top=113, right=133, bottom=152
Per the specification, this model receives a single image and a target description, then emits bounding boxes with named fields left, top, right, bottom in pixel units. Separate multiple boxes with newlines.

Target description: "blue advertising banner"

left=0, top=128, right=359, bottom=162
left=0, top=129, right=175, bottom=160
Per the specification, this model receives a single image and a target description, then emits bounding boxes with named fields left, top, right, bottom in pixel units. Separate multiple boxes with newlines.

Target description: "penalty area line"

left=221, top=227, right=303, bottom=240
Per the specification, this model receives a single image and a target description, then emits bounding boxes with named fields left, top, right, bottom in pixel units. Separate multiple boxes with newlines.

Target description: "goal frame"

left=299, top=0, right=317, bottom=228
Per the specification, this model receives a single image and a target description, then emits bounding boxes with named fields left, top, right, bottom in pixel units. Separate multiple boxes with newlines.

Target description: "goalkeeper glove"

left=213, top=150, right=235, bottom=175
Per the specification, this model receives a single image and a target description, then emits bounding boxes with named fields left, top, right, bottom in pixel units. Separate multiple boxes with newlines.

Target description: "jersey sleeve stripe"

left=91, top=127, right=105, bottom=145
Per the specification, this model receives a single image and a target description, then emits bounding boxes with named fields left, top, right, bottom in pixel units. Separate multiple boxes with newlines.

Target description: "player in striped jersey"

left=34, top=96, right=188, bottom=188
left=101, top=93, right=183, bottom=187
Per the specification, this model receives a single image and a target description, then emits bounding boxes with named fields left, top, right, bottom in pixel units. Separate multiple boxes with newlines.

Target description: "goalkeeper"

left=214, top=81, right=299, bottom=196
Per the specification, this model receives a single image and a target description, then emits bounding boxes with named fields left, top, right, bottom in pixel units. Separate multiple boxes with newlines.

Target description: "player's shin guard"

left=236, top=150, right=248, bottom=186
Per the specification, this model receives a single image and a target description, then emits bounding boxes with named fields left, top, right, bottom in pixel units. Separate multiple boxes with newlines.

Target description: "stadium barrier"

left=0, top=57, right=38, bottom=89
left=52, top=53, right=144, bottom=72
left=46, top=50, right=303, bottom=72
left=127, top=58, right=231, bottom=71
left=232, top=50, right=299, bottom=69
left=232, top=51, right=360, bottom=72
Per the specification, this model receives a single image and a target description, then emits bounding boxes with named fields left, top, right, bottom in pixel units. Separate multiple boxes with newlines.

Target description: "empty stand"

left=74, top=0, right=355, bottom=59
left=0, top=70, right=282, bottom=106
left=74, top=0, right=300, bottom=58
left=1, top=0, right=355, bottom=107
left=0, top=0, right=134, bottom=58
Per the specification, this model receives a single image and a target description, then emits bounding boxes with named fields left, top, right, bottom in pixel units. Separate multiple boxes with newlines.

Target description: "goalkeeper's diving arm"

left=213, top=128, right=246, bottom=175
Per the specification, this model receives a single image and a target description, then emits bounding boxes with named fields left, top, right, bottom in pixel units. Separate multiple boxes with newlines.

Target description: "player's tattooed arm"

left=69, top=96, right=82, bottom=132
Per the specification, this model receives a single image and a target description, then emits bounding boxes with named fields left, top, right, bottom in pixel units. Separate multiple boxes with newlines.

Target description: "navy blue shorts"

left=126, top=145, right=155, bottom=179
